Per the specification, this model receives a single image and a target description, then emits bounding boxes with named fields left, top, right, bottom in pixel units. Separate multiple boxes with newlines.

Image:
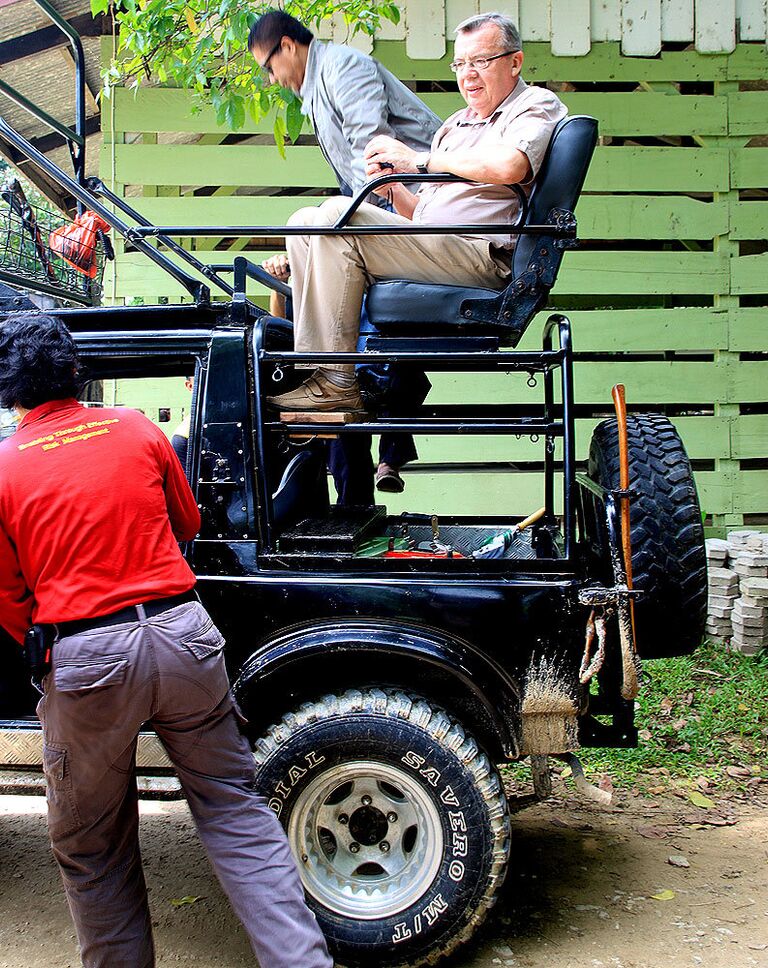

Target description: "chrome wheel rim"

left=288, top=759, right=444, bottom=919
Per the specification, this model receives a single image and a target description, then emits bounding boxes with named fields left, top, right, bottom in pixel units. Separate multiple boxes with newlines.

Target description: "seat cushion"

left=366, top=279, right=510, bottom=336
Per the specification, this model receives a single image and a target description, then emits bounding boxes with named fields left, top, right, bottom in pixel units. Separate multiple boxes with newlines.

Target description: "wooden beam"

left=0, top=13, right=105, bottom=67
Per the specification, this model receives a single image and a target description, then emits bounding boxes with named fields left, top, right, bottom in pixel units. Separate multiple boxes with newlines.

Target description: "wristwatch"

left=415, top=152, right=431, bottom=174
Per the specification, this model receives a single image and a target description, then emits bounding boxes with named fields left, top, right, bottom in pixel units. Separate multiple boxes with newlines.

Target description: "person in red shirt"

left=0, top=314, right=331, bottom=968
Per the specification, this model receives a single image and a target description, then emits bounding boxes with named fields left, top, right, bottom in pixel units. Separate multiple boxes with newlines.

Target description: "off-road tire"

left=253, top=688, right=510, bottom=968
left=587, top=414, right=707, bottom=658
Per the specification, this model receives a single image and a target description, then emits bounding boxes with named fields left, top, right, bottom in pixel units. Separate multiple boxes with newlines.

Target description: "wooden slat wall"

left=310, top=0, right=767, bottom=52
left=101, top=38, right=768, bottom=531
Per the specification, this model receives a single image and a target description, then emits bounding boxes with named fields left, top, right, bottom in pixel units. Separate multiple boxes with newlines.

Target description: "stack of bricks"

left=706, top=539, right=738, bottom=639
left=731, top=531, right=768, bottom=655
left=705, top=531, right=768, bottom=655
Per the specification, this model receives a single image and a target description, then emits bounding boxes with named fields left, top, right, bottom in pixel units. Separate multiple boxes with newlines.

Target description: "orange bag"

left=49, top=211, right=111, bottom=278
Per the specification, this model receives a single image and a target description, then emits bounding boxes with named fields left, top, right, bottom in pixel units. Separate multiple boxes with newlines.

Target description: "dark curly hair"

left=248, top=9, right=314, bottom=54
left=0, top=313, right=80, bottom=411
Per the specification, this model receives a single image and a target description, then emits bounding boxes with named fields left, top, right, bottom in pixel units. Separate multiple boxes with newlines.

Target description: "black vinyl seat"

left=364, top=115, right=598, bottom=349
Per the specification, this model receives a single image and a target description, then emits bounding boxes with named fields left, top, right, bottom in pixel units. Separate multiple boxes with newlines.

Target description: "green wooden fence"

left=100, top=40, right=768, bottom=531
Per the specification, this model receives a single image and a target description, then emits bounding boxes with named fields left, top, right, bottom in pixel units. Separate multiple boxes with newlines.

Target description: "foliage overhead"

left=92, top=1, right=401, bottom=152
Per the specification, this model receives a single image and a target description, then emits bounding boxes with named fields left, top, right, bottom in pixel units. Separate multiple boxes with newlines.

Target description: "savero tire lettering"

left=402, top=749, right=468, bottom=882
left=268, top=751, right=326, bottom=817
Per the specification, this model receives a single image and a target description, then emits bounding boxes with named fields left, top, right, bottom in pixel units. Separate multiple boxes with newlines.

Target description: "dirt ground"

left=1, top=785, right=767, bottom=968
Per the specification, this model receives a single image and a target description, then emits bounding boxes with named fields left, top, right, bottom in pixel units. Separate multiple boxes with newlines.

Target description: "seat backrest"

left=511, top=115, right=598, bottom=280
left=272, top=448, right=330, bottom=530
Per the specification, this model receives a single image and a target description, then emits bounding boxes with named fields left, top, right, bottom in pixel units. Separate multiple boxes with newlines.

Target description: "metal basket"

left=0, top=188, right=105, bottom=304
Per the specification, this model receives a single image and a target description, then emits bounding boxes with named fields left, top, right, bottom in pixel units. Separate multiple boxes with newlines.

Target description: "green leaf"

left=90, top=0, right=110, bottom=15
left=285, top=96, right=304, bottom=144
left=223, top=94, right=246, bottom=130
left=687, top=791, right=715, bottom=809
left=169, top=895, right=204, bottom=908
left=650, top=889, right=676, bottom=901
left=273, top=114, right=287, bottom=160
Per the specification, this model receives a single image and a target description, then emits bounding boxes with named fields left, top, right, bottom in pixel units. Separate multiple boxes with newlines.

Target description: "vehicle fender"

left=233, top=620, right=521, bottom=758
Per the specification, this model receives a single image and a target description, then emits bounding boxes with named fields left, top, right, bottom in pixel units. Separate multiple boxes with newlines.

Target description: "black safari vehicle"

left=0, top=4, right=707, bottom=966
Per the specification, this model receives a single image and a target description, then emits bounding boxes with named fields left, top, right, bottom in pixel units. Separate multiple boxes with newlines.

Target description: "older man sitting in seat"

left=268, top=11, right=567, bottom=413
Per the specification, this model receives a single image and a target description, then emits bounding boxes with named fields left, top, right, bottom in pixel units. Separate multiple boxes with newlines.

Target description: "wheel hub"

left=288, top=759, right=444, bottom=920
left=348, top=804, right=389, bottom=846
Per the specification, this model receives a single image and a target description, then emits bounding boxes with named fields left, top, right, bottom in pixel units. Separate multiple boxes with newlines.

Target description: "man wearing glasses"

left=249, top=9, right=439, bottom=495
left=265, top=12, right=567, bottom=414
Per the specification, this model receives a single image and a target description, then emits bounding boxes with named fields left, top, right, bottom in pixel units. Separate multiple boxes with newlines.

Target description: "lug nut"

left=361, top=795, right=372, bottom=806
left=387, top=812, right=398, bottom=823
left=338, top=813, right=348, bottom=825
left=349, top=842, right=360, bottom=854
left=379, top=841, right=390, bottom=853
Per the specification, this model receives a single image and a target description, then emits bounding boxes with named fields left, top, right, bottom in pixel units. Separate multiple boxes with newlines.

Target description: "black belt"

left=55, top=589, right=199, bottom=638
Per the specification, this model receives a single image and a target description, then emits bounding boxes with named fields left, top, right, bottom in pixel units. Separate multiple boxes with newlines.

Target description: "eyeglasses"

left=449, top=50, right=517, bottom=73
left=259, top=39, right=283, bottom=76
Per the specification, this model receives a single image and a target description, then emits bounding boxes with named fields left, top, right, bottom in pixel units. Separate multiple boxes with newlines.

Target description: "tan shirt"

left=412, top=78, right=567, bottom=249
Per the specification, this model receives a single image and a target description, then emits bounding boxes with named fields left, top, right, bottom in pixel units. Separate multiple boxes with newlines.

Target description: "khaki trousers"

left=286, top=197, right=510, bottom=373
left=37, top=600, right=332, bottom=968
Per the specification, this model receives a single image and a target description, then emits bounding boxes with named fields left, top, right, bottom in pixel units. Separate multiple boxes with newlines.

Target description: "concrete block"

left=708, top=594, right=738, bottom=608
left=732, top=600, right=767, bottom=619
left=740, top=577, right=768, bottom=601
left=731, top=614, right=767, bottom=633
left=708, top=605, right=733, bottom=619
left=730, top=640, right=762, bottom=656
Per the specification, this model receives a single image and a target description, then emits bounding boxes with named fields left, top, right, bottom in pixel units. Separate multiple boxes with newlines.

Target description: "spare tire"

left=587, top=414, right=706, bottom=659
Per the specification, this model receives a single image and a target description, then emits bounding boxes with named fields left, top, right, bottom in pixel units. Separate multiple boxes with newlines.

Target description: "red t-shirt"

left=0, top=399, right=200, bottom=643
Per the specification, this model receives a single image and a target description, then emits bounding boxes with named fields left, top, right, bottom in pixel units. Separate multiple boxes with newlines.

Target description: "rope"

left=579, top=608, right=607, bottom=685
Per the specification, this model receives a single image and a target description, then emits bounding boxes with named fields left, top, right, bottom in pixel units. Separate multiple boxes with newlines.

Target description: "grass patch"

left=580, top=639, right=768, bottom=790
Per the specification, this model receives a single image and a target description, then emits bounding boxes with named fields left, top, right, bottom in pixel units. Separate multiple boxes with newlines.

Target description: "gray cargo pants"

left=36, top=599, right=332, bottom=968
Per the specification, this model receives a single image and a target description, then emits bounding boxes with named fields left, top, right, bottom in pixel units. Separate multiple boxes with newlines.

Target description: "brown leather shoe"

left=266, top=372, right=366, bottom=412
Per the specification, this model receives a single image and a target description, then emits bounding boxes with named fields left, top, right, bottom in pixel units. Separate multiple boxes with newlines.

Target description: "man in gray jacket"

left=249, top=9, right=437, bottom=496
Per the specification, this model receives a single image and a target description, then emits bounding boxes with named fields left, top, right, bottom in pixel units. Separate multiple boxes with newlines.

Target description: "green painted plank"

left=430, top=363, right=730, bottom=405
left=583, top=147, right=729, bottom=193
left=374, top=40, right=735, bottom=83
left=728, top=92, right=768, bottom=136
left=421, top=92, right=728, bottom=137
left=104, top=143, right=731, bottom=192
left=577, top=196, right=728, bottom=239
left=733, top=416, right=768, bottom=459
left=731, top=362, right=768, bottom=404
left=377, top=469, right=733, bottom=516
left=131, top=194, right=730, bottom=242
left=731, top=149, right=768, bottom=189
left=729, top=201, right=768, bottom=240
left=553, top=251, right=728, bottom=295
left=105, top=88, right=282, bottom=136
left=738, top=473, right=768, bottom=514
left=414, top=415, right=732, bottom=463
left=725, top=45, right=768, bottom=82
left=429, top=361, right=768, bottom=406
left=731, top=254, right=768, bottom=295
left=119, top=196, right=327, bottom=226
left=110, top=247, right=728, bottom=298
left=108, top=88, right=730, bottom=139
left=518, top=308, right=728, bottom=352
left=729, top=308, right=768, bottom=351
left=103, top=144, right=337, bottom=188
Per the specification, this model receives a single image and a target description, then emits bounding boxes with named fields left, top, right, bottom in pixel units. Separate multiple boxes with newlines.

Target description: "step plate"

left=0, top=726, right=173, bottom=770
